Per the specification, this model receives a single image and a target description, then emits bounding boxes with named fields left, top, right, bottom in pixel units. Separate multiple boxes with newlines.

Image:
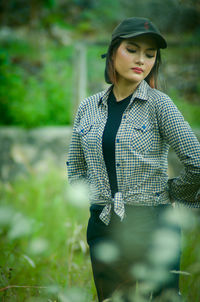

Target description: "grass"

left=179, top=217, right=200, bottom=302
left=0, top=168, right=96, bottom=302
left=0, top=168, right=200, bottom=301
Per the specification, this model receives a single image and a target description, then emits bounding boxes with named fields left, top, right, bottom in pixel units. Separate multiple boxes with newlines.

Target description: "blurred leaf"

left=59, top=287, right=91, bottom=302
left=8, top=212, right=33, bottom=239
left=29, top=238, right=49, bottom=255
left=0, top=206, right=14, bottom=227
left=67, top=182, right=89, bottom=208
left=94, top=241, right=120, bottom=263
left=22, top=254, right=36, bottom=268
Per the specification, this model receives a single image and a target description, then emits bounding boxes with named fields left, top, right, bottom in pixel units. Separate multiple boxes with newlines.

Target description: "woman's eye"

left=146, top=54, right=155, bottom=58
left=126, top=48, right=136, bottom=53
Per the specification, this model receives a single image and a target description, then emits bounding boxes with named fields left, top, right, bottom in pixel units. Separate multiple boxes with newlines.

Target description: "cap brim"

left=119, top=31, right=167, bottom=49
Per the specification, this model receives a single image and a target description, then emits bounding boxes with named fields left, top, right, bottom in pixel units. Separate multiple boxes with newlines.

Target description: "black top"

left=102, top=89, right=132, bottom=197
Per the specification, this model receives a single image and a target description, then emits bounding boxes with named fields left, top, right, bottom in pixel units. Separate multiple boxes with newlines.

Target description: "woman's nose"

left=135, top=53, right=144, bottom=65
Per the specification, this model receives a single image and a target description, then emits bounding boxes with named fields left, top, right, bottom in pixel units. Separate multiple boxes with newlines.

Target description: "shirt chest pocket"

left=76, top=123, right=93, bottom=136
left=128, top=122, right=156, bottom=154
left=76, top=120, right=101, bottom=150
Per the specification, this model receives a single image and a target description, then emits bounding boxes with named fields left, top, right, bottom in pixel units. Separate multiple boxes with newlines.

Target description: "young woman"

left=67, top=17, right=200, bottom=301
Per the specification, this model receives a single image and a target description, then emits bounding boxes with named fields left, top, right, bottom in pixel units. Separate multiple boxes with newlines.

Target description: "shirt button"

left=116, top=163, right=120, bottom=167
left=123, top=115, right=127, bottom=119
left=66, top=161, right=70, bottom=166
left=116, top=139, right=120, bottom=143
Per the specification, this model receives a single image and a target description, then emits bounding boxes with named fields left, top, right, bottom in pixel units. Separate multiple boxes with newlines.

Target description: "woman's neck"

left=113, top=80, right=140, bottom=102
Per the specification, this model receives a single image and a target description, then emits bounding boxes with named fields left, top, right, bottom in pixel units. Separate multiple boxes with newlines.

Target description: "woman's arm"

left=157, top=95, right=200, bottom=205
left=66, top=105, right=87, bottom=185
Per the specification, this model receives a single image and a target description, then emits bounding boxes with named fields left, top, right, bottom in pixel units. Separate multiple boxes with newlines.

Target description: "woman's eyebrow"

left=126, top=41, right=157, bottom=51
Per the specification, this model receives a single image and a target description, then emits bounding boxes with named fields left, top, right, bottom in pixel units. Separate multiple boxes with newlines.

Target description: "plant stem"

left=0, top=285, right=47, bottom=292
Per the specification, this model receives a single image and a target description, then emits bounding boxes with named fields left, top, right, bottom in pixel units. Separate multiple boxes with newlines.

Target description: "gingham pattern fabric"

left=99, top=192, right=125, bottom=225
left=67, top=80, right=200, bottom=225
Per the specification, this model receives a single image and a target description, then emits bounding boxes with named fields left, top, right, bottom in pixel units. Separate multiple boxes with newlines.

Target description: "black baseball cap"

left=111, top=17, right=167, bottom=49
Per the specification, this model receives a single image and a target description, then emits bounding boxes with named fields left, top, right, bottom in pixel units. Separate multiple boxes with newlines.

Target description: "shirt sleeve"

left=66, top=103, right=87, bottom=185
left=157, top=95, right=200, bottom=206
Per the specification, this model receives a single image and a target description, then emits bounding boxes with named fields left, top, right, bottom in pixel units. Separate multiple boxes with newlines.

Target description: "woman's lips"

left=132, top=67, right=144, bottom=74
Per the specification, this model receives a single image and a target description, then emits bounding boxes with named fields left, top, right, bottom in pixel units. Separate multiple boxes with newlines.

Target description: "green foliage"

left=87, top=44, right=107, bottom=93
left=1, top=0, right=200, bottom=34
left=0, top=169, right=96, bottom=301
left=180, top=222, right=200, bottom=302
left=0, top=29, right=200, bottom=128
left=0, top=38, right=73, bottom=128
left=169, top=90, right=200, bottom=128
left=81, top=0, right=123, bottom=27
left=0, top=169, right=200, bottom=301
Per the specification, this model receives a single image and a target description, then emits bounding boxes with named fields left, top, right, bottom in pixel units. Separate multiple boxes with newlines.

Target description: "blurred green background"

left=0, top=0, right=200, bottom=301
left=0, top=0, right=200, bottom=128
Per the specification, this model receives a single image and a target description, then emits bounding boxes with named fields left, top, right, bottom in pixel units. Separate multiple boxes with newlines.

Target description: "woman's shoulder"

left=79, top=87, right=110, bottom=109
left=148, top=85, right=171, bottom=103
left=146, top=85, right=184, bottom=122
left=147, top=85, right=177, bottom=110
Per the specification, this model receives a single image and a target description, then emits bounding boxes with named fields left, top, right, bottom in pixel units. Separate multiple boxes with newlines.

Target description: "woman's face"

left=113, top=35, right=157, bottom=85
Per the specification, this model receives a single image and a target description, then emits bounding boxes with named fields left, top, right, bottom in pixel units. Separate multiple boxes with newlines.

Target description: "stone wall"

left=0, top=126, right=200, bottom=182
left=0, top=127, right=72, bottom=181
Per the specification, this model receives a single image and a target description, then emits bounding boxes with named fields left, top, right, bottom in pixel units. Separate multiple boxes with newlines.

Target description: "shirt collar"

left=131, top=80, right=149, bottom=102
left=98, top=80, right=149, bottom=107
left=98, top=85, right=113, bottom=107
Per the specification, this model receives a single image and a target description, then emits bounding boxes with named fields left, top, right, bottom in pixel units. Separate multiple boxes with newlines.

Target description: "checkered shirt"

left=67, top=80, right=200, bottom=225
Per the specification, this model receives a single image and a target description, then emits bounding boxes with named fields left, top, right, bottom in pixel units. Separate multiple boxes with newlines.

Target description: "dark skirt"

left=87, top=203, right=182, bottom=302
